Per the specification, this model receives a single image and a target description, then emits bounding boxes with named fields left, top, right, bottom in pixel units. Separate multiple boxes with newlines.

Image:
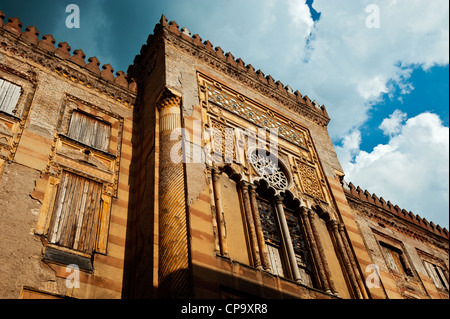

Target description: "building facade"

left=0, top=11, right=448, bottom=299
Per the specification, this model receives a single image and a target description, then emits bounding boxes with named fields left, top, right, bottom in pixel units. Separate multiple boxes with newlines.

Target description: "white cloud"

left=279, top=0, right=449, bottom=139
left=287, top=0, right=315, bottom=38
left=379, top=109, right=407, bottom=136
left=342, top=112, right=449, bottom=227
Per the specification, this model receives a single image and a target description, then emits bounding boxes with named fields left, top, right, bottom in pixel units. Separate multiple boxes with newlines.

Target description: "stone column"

left=248, top=184, right=271, bottom=271
left=239, top=181, right=262, bottom=269
left=338, top=222, right=368, bottom=299
left=299, top=206, right=330, bottom=293
left=330, top=220, right=361, bottom=298
left=274, top=196, right=302, bottom=283
left=206, top=166, right=220, bottom=255
left=212, top=168, right=229, bottom=257
left=308, top=209, right=338, bottom=295
left=156, top=87, right=190, bottom=298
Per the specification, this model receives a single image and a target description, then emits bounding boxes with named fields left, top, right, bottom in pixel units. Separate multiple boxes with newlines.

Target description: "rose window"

left=248, top=148, right=290, bottom=191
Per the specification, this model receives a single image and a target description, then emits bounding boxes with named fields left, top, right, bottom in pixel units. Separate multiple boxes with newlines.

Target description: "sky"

left=1, top=0, right=448, bottom=228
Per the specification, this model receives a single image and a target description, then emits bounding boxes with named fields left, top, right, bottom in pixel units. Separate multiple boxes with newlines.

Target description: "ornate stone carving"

left=248, top=148, right=289, bottom=191
left=297, top=161, right=324, bottom=200
left=206, top=81, right=307, bottom=148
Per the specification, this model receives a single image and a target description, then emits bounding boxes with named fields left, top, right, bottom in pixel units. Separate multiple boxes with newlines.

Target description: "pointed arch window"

left=246, top=148, right=318, bottom=287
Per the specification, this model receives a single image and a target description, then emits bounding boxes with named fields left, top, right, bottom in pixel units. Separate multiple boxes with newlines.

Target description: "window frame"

left=0, top=77, right=22, bottom=116
left=379, top=242, right=413, bottom=277
left=255, top=194, right=317, bottom=288
left=422, top=259, right=449, bottom=292
left=47, top=170, right=103, bottom=255
left=66, top=109, right=112, bottom=153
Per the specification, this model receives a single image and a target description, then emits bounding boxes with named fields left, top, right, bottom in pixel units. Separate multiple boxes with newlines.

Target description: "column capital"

left=308, top=209, right=318, bottom=220
left=238, top=179, right=252, bottom=189
left=299, top=205, right=310, bottom=216
left=338, top=222, right=346, bottom=232
left=156, top=87, right=182, bottom=110
left=329, top=219, right=340, bottom=230
left=273, top=194, right=284, bottom=204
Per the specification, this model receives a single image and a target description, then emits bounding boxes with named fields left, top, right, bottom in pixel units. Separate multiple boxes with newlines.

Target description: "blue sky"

left=1, top=0, right=448, bottom=228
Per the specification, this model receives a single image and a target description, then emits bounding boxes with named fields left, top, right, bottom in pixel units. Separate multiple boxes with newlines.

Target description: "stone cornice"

left=345, top=188, right=449, bottom=251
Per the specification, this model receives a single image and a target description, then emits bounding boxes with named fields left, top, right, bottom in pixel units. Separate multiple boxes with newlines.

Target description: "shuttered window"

left=67, top=111, right=111, bottom=152
left=48, top=171, right=103, bottom=254
left=424, top=261, right=449, bottom=291
left=285, top=210, right=315, bottom=287
left=257, top=198, right=286, bottom=277
left=380, top=243, right=412, bottom=276
left=0, top=79, right=22, bottom=115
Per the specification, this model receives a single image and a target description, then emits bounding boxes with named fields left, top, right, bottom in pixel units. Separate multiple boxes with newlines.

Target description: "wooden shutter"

left=267, top=244, right=284, bottom=277
left=436, top=266, right=449, bottom=290
left=48, top=171, right=102, bottom=254
left=286, top=212, right=314, bottom=286
left=67, top=111, right=111, bottom=152
left=257, top=198, right=287, bottom=277
left=381, top=244, right=405, bottom=274
left=0, top=79, right=21, bottom=114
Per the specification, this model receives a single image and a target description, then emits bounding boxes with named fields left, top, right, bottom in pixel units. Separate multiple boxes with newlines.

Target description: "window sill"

left=214, top=253, right=339, bottom=298
left=58, top=133, right=116, bottom=159
left=43, top=245, right=94, bottom=272
left=0, top=109, right=20, bottom=121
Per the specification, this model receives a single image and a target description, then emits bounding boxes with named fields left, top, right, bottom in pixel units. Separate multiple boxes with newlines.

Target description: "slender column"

left=212, top=168, right=229, bottom=257
left=274, top=196, right=302, bottom=283
left=300, top=206, right=330, bottom=293
left=239, top=181, right=262, bottom=269
left=248, top=184, right=271, bottom=271
left=330, top=220, right=361, bottom=298
left=339, top=223, right=369, bottom=299
left=206, top=167, right=220, bottom=255
left=156, top=87, right=190, bottom=298
left=308, top=209, right=338, bottom=295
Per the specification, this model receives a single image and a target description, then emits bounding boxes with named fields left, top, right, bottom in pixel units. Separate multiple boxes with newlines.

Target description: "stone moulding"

left=345, top=182, right=449, bottom=243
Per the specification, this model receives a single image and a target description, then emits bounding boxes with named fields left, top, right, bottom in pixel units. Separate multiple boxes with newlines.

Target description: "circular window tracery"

left=248, top=148, right=291, bottom=191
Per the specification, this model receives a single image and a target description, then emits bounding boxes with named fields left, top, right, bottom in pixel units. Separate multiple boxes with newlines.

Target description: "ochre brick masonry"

left=0, top=11, right=448, bottom=299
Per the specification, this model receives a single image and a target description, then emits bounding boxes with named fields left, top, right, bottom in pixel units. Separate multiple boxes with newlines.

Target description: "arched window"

left=248, top=148, right=317, bottom=287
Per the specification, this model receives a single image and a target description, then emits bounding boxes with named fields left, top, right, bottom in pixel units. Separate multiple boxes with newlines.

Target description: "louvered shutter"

left=0, top=79, right=22, bottom=115
left=67, top=111, right=111, bottom=152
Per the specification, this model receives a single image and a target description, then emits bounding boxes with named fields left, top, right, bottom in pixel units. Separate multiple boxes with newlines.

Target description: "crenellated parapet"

left=130, top=14, right=330, bottom=127
left=0, top=12, right=137, bottom=107
left=344, top=181, right=449, bottom=241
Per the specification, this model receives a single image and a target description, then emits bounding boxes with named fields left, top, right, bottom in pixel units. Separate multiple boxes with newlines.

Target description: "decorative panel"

left=198, top=73, right=333, bottom=207
left=297, top=161, right=324, bottom=200
left=211, top=120, right=235, bottom=162
left=205, top=82, right=306, bottom=149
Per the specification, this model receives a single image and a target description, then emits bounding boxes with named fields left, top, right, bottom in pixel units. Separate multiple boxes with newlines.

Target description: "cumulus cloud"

left=341, top=112, right=449, bottom=227
left=379, top=109, right=407, bottom=136
left=292, top=0, right=449, bottom=139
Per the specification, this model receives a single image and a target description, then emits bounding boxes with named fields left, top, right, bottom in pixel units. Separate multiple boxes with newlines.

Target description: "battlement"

left=130, top=14, right=329, bottom=125
left=344, top=181, right=449, bottom=240
left=0, top=11, right=137, bottom=93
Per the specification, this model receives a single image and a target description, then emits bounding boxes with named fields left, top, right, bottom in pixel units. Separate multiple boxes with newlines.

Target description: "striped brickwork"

left=0, top=21, right=136, bottom=299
